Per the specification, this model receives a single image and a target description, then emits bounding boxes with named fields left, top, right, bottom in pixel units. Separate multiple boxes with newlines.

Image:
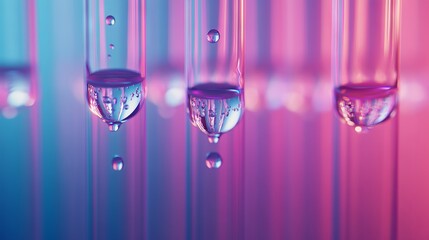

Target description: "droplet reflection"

left=205, top=152, right=222, bottom=169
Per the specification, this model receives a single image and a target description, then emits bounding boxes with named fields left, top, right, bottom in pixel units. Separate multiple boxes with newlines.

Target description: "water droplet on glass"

left=207, top=29, right=220, bottom=43
left=124, top=104, right=129, bottom=110
left=107, top=54, right=112, bottom=59
left=121, top=96, right=127, bottom=103
left=205, top=152, right=222, bottom=169
left=112, top=156, right=124, bottom=171
left=109, top=43, right=115, bottom=49
left=108, top=123, right=121, bottom=132
left=105, top=15, right=115, bottom=25
left=103, top=96, right=111, bottom=104
left=208, top=134, right=220, bottom=144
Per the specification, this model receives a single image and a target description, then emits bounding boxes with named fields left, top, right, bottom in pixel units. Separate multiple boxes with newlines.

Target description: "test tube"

left=0, top=0, right=41, bottom=239
left=85, top=1, right=147, bottom=239
left=186, top=0, right=244, bottom=143
left=332, top=1, right=400, bottom=239
left=86, top=0, right=146, bottom=132
left=332, top=0, right=400, bottom=132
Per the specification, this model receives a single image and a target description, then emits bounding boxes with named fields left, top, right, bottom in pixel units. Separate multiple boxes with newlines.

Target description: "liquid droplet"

left=109, top=44, right=115, bottom=49
left=105, top=15, right=115, bottom=25
left=107, top=54, right=112, bottom=59
left=112, top=156, right=124, bottom=171
left=108, top=123, right=121, bottom=132
left=207, top=29, right=220, bottom=43
left=124, top=104, right=129, bottom=110
left=208, top=134, right=220, bottom=144
left=205, top=152, right=222, bottom=169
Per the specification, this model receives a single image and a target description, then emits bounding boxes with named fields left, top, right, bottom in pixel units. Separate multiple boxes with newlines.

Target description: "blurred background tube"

left=332, top=0, right=400, bottom=239
left=186, top=0, right=245, bottom=239
left=0, top=0, right=41, bottom=239
left=85, top=0, right=146, bottom=239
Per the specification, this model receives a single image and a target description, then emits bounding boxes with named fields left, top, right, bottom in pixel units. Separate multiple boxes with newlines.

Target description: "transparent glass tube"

left=0, top=0, right=40, bottom=239
left=186, top=0, right=244, bottom=144
left=85, top=1, right=146, bottom=239
left=332, top=2, right=400, bottom=239
left=332, top=0, right=400, bottom=132
left=86, top=0, right=145, bottom=132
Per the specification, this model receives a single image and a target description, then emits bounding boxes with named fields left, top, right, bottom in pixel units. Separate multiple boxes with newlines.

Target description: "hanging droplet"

left=105, top=15, right=116, bottom=25
left=208, top=134, right=220, bottom=144
left=112, top=156, right=124, bottom=171
left=205, top=152, right=222, bottom=169
left=108, top=123, right=121, bottom=132
left=207, top=29, right=220, bottom=43
left=109, top=43, right=115, bottom=49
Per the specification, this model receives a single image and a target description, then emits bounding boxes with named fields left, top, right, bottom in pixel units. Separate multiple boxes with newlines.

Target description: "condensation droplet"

left=109, top=44, right=115, bottom=49
left=107, top=54, right=112, bottom=59
left=207, top=29, right=220, bottom=43
left=112, top=156, right=124, bottom=171
left=105, top=15, right=115, bottom=25
left=205, top=152, right=222, bottom=169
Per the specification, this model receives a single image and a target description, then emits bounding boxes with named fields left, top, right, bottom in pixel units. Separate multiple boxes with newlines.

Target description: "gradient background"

left=1, top=0, right=429, bottom=239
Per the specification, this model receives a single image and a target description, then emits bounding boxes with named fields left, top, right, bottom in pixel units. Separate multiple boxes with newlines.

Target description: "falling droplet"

left=205, top=152, right=222, bottom=169
left=112, top=156, right=124, bottom=171
left=109, top=43, right=115, bottom=49
left=108, top=123, right=121, bottom=132
left=208, top=134, right=220, bottom=144
left=105, top=15, right=115, bottom=25
left=207, top=29, right=220, bottom=43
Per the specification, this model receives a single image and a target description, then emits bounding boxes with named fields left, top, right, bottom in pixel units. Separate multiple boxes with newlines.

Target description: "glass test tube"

left=332, top=1, right=400, bottom=239
left=85, top=1, right=146, bottom=239
left=0, top=0, right=41, bottom=239
left=186, top=1, right=245, bottom=240
left=186, top=0, right=244, bottom=144
left=86, top=0, right=146, bottom=132
left=332, top=0, right=400, bottom=132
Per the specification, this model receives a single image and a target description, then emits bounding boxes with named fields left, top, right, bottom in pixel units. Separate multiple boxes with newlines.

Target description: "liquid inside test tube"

left=186, top=0, right=244, bottom=143
left=86, top=3, right=145, bottom=132
left=188, top=83, right=243, bottom=143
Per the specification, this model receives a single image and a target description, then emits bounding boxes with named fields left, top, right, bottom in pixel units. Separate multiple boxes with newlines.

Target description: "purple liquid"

left=335, top=84, right=397, bottom=132
left=87, top=69, right=145, bottom=131
left=188, top=83, right=244, bottom=143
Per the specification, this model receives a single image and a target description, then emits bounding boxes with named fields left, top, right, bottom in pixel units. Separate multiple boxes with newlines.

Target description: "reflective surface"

left=1, top=0, right=429, bottom=240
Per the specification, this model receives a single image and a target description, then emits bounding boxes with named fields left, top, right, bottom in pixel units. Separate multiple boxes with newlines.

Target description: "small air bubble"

left=103, top=96, right=111, bottom=104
